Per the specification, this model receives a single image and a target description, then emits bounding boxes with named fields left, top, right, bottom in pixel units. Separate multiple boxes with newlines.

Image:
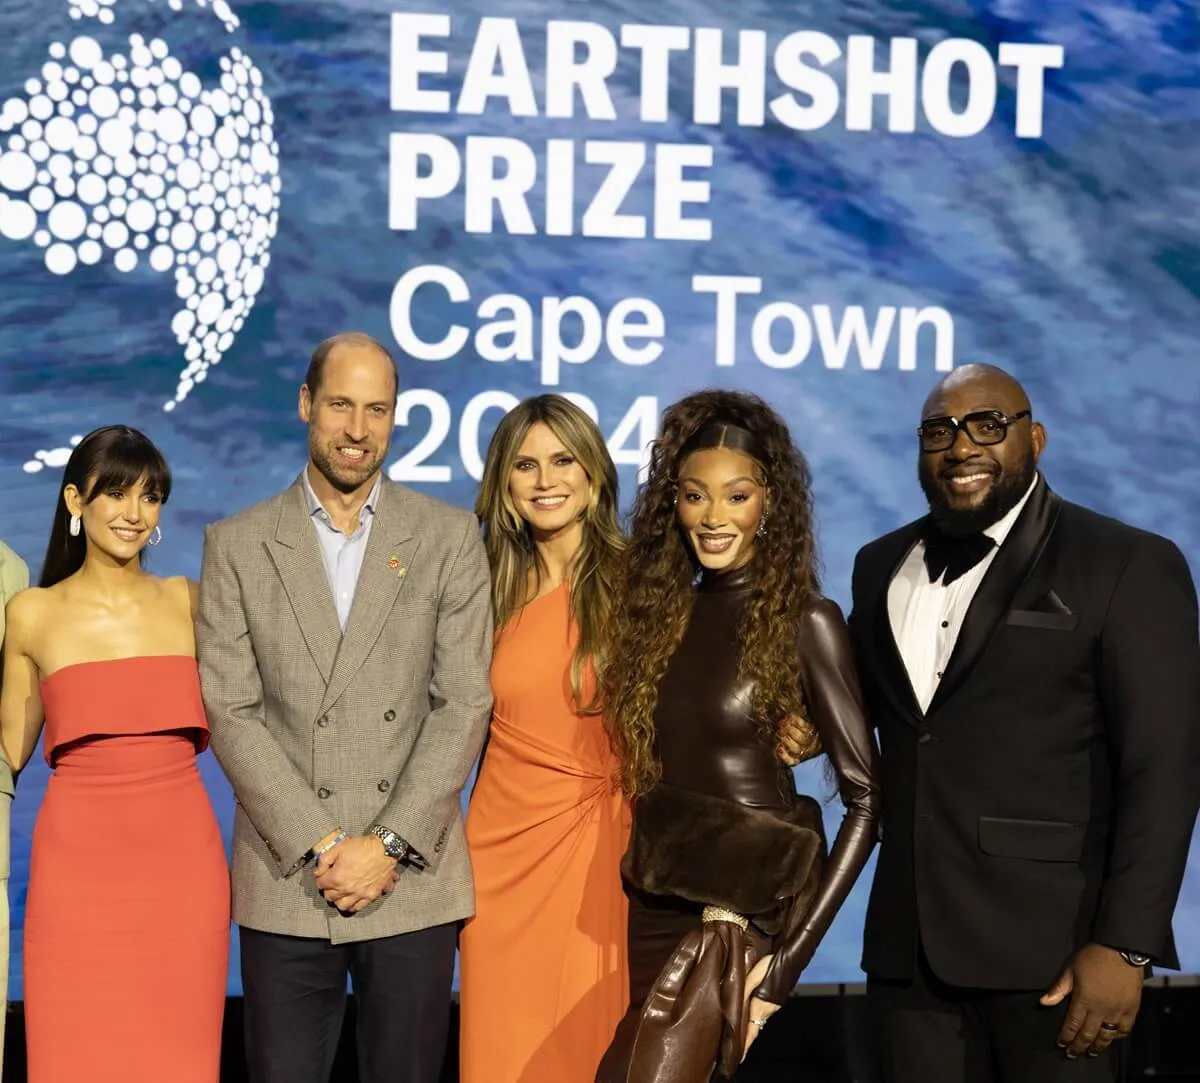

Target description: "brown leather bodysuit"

left=644, top=563, right=881, bottom=1003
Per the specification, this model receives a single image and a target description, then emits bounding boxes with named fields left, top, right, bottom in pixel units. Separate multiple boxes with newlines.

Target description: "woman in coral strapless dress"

left=0, top=425, right=230, bottom=1083
left=460, top=396, right=630, bottom=1083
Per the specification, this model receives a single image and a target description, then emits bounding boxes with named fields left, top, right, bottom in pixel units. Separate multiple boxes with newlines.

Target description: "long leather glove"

left=753, top=597, right=882, bottom=1003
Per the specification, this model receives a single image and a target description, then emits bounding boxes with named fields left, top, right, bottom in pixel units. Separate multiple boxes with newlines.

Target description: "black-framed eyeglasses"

left=917, top=410, right=1031, bottom=453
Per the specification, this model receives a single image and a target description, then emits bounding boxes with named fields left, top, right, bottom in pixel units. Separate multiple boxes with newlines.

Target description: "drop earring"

left=69, top=514, right=81, bottom=537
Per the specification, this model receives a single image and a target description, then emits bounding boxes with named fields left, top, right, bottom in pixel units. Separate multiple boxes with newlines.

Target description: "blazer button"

left=918, top=733, right=936, bottom=745
left=317, top=715, right=330, bottom=728
left=317, top=787, right=331, bottom=799
left=384, top=709, right=396, bottom=722
left=377, top=780, right=390, bottom=793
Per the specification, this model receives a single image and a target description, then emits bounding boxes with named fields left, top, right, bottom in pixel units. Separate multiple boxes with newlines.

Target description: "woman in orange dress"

left=460, top=394, right=630, bottom=1083
left=0, top=426, right=230, bottom=1083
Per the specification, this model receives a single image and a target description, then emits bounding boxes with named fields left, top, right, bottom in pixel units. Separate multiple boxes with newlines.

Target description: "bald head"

left=917, top=362, right=1046, bottom=536
left=922, top=363, right=1031, bottom=421
left=305, top=332, right=398, bottom=398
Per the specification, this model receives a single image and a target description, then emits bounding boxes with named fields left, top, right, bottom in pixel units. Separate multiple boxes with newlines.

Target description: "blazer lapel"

left=320, top=480, right=419, bottom=716
left=927, top=479, right=1062, bottom=713
left=266, top=479, right=342, bottom=683
left=864, top=523, right=925, bottom=726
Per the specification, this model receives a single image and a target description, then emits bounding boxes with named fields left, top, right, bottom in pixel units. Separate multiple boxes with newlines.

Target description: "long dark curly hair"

left=604, top=390, right=823, bottom=796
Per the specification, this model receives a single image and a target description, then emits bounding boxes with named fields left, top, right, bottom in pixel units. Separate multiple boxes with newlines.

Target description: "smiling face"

left=300, top=343, right=396, bottom=496
left=676, top=446, right=767, bottom=572
left=508, top=421, right=591, bottom=541
left=918, top=369, right=1046, bottom=536
left=65, top=473, right=163, bottom=565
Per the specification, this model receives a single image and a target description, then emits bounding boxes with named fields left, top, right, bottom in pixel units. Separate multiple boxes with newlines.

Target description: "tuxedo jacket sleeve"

left=1093, top=533, right=1200, bottom=960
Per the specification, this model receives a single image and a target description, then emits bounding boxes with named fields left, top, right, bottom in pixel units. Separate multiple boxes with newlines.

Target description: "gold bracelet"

left=701, top=905, right=749, bottom=930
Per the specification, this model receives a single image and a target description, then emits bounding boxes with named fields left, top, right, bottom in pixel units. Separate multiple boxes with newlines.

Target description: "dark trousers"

left=868, top=944, right=1125, bottom=1083
left=239, top=922, right=457, bottom=1083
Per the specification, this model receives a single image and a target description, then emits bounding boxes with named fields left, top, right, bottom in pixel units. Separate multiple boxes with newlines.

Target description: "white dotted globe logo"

left=0, top=0, right=280, bottom=472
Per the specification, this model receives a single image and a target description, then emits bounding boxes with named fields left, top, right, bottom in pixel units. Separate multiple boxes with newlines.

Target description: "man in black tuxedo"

left=851, top=363, right=1200, bottom=1082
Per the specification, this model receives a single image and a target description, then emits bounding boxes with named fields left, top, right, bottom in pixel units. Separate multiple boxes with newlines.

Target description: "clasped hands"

left=312, top=831, right=401, bottom=914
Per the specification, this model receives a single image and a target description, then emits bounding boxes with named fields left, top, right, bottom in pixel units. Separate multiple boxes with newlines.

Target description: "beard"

left=309, top=437, right=383, bottom=494
left=919, top=455, right=1036, bottom=537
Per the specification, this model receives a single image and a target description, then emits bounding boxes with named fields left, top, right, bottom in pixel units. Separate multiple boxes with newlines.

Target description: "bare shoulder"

left=159, top=574, right=196, bottom=607
left=6, top=584, right=53, bottom=619
left=4, top=585, right=54, bottom=642
left=142, top=575, right=194, bottom=621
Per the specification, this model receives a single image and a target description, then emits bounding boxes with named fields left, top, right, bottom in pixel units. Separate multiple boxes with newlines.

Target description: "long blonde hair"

left=475, top=395, right=625, bottom=712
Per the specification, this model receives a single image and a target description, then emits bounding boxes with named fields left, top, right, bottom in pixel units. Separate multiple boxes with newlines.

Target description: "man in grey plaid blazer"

left=196, top=333, right=492, bottom=1083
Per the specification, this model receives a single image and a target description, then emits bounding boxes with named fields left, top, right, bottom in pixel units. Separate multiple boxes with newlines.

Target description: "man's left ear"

left=1031, top=421, right=1047, bottom=462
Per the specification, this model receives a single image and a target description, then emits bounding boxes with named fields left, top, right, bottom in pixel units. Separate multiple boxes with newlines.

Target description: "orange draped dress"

left=460, top=583, right=630, bottom=1083
left=24, top=656, right=230, bottom=1083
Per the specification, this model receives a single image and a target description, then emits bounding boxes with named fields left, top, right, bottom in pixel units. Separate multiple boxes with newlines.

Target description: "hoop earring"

left=68, top=514, right=81, bottom=537
left=147, top=525, right=163, bottom=546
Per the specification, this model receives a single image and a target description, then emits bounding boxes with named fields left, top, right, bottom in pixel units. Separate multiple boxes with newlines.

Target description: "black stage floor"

left=3, top=984, right=1199, bottom=1081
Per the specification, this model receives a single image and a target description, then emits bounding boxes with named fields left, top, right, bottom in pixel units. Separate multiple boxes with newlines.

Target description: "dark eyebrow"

left=679, top=476, right=758, bottom=488
left=325, top=394, right=393, bottom=408
left=515, top=448, right=570, bottom=462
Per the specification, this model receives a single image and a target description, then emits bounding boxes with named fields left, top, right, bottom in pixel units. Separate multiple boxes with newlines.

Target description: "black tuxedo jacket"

left=849, top=478, right=1200, bottom=990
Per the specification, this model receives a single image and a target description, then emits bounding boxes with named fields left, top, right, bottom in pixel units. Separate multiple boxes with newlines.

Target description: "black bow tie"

left=922, top=526, right=996, bottom=585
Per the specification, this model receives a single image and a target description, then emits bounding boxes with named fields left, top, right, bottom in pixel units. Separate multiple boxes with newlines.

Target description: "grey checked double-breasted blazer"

left=195, top=474, right=493, bottom=942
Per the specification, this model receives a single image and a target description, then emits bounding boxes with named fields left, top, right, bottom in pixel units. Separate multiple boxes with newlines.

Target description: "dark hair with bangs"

left=39, top=426, right=173, bottom=588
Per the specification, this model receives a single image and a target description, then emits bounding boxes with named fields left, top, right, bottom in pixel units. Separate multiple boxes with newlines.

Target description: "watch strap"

left=367, top=824, right=410, bottom=862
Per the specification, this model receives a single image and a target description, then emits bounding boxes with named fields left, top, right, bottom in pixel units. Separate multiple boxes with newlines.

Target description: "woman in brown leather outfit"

left=597, top=390, right=881, bottom=1083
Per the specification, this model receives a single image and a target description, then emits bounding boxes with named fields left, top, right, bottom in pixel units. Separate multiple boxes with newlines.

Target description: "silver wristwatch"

left=367, top=824, right=410, bottom=862
left=1120, top=951, right=1152, bottom=968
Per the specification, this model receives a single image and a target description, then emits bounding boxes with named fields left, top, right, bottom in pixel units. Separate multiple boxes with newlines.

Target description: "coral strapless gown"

left=24, top=655, right=230, bottom=1083
left=459, top=584, right=630, bottom=1083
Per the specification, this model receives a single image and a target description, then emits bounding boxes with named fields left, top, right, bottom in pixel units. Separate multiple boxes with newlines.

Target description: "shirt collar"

left=302, top=468, right=382, bottom=525
left=982, top=472, right=1039, bottom=546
